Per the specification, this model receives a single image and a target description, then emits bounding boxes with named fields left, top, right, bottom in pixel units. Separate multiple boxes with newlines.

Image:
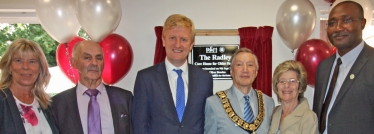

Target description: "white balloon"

left=36, top=0, right=80, bottom=43
left=330, top=0, right=373, bottom=39
left=276, top=0, right=316, bottom=50
left=76, top=0, right=122, bottom=42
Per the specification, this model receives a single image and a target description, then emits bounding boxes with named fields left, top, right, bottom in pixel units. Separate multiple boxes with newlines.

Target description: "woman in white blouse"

left=0, top=38, right=59, bottom=134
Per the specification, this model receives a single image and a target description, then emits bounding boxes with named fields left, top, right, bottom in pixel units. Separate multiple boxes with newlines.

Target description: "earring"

left=9, top=71, right=12, bottom=75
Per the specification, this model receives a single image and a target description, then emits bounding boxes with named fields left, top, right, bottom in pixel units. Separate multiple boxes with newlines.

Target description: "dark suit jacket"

left=0, top=88, right=59, bottom=134
left=52, top=85, right=133, bottom=134
left=313, top=43, right=374, bottom=133
left=132, top=62, right=213, bottom=134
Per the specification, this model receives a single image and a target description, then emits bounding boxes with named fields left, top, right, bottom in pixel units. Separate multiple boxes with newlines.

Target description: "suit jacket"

left=0, top=88, right=59, bottom=134
left=268, top=98, right=318, bottom=134
left=52, top=85, right=133, bottom=134
left=313, top=43, right=374, bottom=133
left=204, top=86, right=274, bottom=134
left=132, top=62, right=213, bottom=134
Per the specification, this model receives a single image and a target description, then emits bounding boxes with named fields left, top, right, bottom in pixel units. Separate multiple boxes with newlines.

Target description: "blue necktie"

left=173, top=69, right=185, bottom=122
left=244, top=95, right=254, bottom=123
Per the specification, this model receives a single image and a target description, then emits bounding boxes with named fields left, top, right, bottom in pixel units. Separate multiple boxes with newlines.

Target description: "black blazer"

left=0, top=88, right=59, bottom=134
left=52, top=85, right=133, bottom=134
left=132, top=62, right=213, bottom=134
left=313, top=43, right=374, bottom=133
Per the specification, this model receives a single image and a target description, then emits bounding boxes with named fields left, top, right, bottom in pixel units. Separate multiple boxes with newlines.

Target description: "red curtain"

left=153, top=26, right=165, bottom=65
left=238, top=27, right=258, bottom=51
left=239, top=26, right=273, bottom=97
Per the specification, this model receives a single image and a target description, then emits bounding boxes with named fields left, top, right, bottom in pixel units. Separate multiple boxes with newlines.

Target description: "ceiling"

left=0, top=0, right=373, bottom=23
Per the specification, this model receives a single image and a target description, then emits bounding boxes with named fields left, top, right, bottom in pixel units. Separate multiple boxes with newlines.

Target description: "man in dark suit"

left=52, top=40, right=133, bottom=134
left=132, top=14, right=213, bottom=134
left=313, top=1, right=374, bottom=134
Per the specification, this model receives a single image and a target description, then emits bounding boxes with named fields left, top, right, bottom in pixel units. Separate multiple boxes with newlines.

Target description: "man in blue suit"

left=132, top=14, right=213, bottom=134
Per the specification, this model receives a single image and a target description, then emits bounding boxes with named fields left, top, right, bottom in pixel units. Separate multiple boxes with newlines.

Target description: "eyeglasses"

left=327, top=18, right=362, bottom=28
left=277, top=79, right=299, bottom=85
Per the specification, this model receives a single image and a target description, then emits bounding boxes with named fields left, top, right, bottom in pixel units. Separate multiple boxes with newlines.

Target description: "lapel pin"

left=350, top=74, right=354, bottom=80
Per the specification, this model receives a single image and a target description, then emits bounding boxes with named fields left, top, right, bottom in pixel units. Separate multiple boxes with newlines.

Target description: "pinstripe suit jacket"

left=52, top=85, right=133, bottom=134
left=132, top=62, right=213, bottom=134
left=313, top=43, right=374, bottom=133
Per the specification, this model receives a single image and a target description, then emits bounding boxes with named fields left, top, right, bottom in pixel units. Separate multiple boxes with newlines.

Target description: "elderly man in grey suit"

left=313, top=1, right=374, bottom=134
left=204, top=48, right=274, bottom=134
left=52, top=40, right=133, bottom=134
left=132, top=14, right=213, bottom=134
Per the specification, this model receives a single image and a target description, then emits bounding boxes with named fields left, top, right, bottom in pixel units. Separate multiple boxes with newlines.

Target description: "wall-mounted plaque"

left=191, top=44, right=239, bottom=80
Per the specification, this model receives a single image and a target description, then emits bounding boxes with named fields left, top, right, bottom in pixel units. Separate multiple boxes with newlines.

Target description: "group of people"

left=0, top=1, right=373, bottom=134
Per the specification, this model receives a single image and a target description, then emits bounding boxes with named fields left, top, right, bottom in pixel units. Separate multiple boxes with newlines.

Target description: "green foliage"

left=0, top=24, right=89, bottom=67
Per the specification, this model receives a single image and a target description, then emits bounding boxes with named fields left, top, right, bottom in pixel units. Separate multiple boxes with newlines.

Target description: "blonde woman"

left=0, top=38, right=59, bottom=134
left=268, top=60, right=318, bottom=134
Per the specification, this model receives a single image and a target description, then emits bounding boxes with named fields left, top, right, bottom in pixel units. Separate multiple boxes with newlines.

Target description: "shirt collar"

left=232, top=85, right=254, bottom=100
left=336, top=40, right=364, bottom=67
left=165, top=58, right=189, bottom=74
left=76, top=81, right=105, bottom=95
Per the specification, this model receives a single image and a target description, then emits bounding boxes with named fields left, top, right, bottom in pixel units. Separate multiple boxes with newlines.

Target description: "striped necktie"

left=244, top=95, right=254, bottom=123
left=320, top=58, right=342, bottom=133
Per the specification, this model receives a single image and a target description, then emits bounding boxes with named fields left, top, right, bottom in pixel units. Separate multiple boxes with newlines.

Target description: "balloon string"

left=291, top=49, right=295, bottom=60
left=64, top=43, right=76, bottom=83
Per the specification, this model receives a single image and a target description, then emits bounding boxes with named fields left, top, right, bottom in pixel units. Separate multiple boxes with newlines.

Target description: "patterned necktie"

left=173, top=69, right=185, bottom=122
left=244, top=95, right=254, bottom=123
left=85, top=89, right=102, bottom=134
left=320, top=58, right=342, bottom=133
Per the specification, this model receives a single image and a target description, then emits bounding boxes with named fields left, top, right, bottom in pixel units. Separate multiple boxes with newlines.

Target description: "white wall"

left=112, top=0, right=322, bottom=108
left=0, top=0, right=325, bottom=108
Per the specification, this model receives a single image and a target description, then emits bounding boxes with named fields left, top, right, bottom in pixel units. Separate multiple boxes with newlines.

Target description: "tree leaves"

left=0, top=24, right=89, bottom=67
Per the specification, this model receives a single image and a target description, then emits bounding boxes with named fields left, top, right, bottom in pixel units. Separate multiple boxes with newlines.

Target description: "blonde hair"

left=0, top=38, right=51, bottom=109
left=163, top=14, right=196, bottom=42
left=272, top=60, right=307, bottom=103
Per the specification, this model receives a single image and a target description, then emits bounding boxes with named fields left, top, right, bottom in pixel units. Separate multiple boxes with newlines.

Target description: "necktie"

left=173, top=69, right=185, bottom=122
left=244, top=95, right=254, bottom=123
left=85, top=89, right=102, bottom=134
left=319, top=58, right=342, bottom=133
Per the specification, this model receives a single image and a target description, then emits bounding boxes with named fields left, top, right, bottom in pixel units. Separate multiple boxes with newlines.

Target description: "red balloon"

left=56, top=36, right=85, bottom=84
left=99, top=34, right=133, bottom=85
left=331, top=46, right=337, bottom=54
left=295, top=39, right=333, bottom=88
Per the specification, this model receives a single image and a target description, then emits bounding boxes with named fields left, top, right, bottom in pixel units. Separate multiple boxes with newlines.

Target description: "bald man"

left=52, top=40, right=133, bottom=134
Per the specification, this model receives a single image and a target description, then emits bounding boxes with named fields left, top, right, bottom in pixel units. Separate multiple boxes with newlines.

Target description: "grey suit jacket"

left=313, top=43, right=374, bottom=133
left=204, top=85, right=274, bottom=134
left=268, top=98, right=318, bottom=134
left=0, top=88, right=59, bottom=134
left=52, top=85, right=133, bottom=134
left=132, top=61, right=213, bottom=134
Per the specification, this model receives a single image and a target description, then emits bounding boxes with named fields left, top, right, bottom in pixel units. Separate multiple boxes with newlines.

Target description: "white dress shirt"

left=165, top=58, right=189, bottom=106
left=323, top=41, right=364, bottom=134
left=76, top=82, right=114, bottom=134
